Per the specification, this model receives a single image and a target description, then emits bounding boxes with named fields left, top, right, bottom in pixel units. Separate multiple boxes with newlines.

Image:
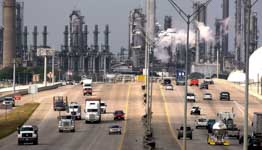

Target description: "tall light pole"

left=145, top=0, right=155, bottom=135
left=52, top=53, right=55, bottom=84
left=12, top=59, right=16, bottom=94
left=44, top=55, right=47, bottom=86
left=167, top=1, right=212, bottom=149
left=243, top=0, right=258, bottom=149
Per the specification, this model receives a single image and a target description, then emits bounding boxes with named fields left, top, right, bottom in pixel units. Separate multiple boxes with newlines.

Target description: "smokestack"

left=33, top=26, right=38, bottom=51
left=104, top=24, right=110, bottom=51
left=83, top=25, right=88, bottom=50
left=164, top=16, right=172, bottom=30
left=64, top=25, right=69, bottom=51
left=222, top=0, right=229, bottom=56
left=3, top=0, right=16, bottom=67
left=235, top=0, right=242, bottom=67
left=23, top=26, right=28, bottom=52
left=93, top=24, right=99, bottom=51
left=43, top=26, right=47, bottom=48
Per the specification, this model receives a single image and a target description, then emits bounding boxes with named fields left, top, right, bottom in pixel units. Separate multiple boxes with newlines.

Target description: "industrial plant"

left=0, top=0, right=260, bottom=80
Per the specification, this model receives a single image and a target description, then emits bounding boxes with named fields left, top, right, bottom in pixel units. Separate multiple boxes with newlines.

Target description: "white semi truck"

left=85, top=96, right=101, bottom=123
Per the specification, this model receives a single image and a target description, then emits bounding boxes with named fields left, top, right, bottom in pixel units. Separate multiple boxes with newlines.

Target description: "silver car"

left=109, top=125, right=121, bottom=135
left=203, top=93, right=212, bottom=100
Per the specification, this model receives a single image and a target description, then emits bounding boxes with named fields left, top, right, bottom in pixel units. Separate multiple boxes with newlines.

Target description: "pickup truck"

left=17, top=125, right=38, bottom=145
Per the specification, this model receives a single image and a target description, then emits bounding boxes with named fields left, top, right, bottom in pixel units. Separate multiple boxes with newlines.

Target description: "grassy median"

left=0, top=102, right=39, bottom=139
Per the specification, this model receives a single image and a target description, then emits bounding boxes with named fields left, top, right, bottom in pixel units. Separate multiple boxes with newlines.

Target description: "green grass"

left=0, top=103, right=39, bottom=139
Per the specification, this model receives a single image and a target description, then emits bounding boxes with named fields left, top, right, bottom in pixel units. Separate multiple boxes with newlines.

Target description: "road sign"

left=28, top=85, right=38, bottom=94
left=37, top=48, right=55, bottom=56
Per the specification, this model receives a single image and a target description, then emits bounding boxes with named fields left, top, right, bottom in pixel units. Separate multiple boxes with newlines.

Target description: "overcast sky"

left=0, top=0, right=261, bottom=54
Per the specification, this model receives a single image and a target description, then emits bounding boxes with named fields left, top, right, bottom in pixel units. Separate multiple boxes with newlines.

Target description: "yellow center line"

left=159, top=84, right=183, bottom=150
left=118, top=83, right=131, bottom=150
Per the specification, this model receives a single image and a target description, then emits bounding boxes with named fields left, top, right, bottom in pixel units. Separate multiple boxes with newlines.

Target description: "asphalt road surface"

left=0, top=80, right=261, bottom=150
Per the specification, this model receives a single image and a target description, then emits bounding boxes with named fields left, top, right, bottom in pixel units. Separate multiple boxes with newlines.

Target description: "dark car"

left=113, top=110, right=125, bottom=120
left=220, top=92, right=230, bottom=101
left=177, top=126, right=193, bottom=140
left=207, top=119, right=216, bottom=133
left=199, top=82, right=208, bottom=89
left=162, top=79, right=171, bottom=86
left=190, top=106, right=201, bottom=115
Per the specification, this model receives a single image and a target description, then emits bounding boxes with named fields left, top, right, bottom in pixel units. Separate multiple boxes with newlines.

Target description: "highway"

left=0, top=80, right=261, bottom=150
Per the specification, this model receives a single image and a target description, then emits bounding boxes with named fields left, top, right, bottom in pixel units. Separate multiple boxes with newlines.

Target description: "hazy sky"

left=0, top=0, right=261, bottom=54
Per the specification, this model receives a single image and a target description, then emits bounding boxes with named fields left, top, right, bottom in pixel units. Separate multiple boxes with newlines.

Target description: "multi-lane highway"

left=0, top=79, right=261, bottom=150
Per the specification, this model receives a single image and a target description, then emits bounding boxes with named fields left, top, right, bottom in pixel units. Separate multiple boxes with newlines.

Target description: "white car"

left=109, top=125, right=121, bottom=135
left=203, top=93, right=212, bottom=100
left=165, top=84, right=174, bottom=90
left=195, top=117, right=208, bottom=129
left=187, top=93, right=196, bottom=102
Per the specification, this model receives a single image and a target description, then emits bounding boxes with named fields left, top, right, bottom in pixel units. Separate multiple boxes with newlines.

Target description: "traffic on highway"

left=0, top=76, right=261, bottom=150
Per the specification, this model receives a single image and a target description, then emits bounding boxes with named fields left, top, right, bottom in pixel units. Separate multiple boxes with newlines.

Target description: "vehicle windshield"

left=199, top=118, right=207, bottom=122
left=187, top=93, right=194, bottom=96
left=4, top=98, right=13, bottom=101
left=69, top=106, right=79, bottom=109
left=20, top=127, right=33, bottom=131
left=180, top=127, right=191, bottom=130
left=87, top=109, right=98, bottom=112
left=62, top=121, right=72, bottom=126
left=101, top=103, right=105, bottom=106
left=114, top=111, right=124, bottom=115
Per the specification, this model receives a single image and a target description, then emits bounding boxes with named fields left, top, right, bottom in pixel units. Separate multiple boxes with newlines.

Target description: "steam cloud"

left=154, top=22, right=214, bottom=63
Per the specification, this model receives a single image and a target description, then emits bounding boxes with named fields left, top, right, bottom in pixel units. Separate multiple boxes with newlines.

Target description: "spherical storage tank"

left=249, top=47, right=262, bottom=82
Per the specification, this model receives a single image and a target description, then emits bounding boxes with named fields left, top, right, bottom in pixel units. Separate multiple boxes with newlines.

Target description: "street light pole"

left=167, top=1, right=212, bottom=149
left=182, top=17, right=190, bottom=150
left=244, top=0, right=251, bottom=149
left=52, top=54, right=55, bottom=84
left=44, top=55, right=47, bottom=86
left=12, top=59, right=16, bottom=94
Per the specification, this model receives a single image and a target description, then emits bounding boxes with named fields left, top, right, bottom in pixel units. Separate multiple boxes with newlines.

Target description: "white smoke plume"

left=195, top=21, right=214, bottom=42
left=154, top=28, right=196, bottom=63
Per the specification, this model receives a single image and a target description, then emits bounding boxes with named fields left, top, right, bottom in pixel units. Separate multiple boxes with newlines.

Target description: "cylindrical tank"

left=3, top=0, right=16, bottom=67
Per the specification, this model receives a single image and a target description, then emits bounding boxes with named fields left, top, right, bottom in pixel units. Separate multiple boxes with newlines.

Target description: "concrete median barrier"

left=0, top=83, right=62, bottom=102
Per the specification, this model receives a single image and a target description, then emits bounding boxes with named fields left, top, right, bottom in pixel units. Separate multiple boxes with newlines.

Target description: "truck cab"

left=85, top=97, right=101, bottom=123
left=68, top=102, right=81, bottom=120
left=100, top=101, right=107, bottom=114
left=17, top=125, right=38, bottom=145
left=58, top=115, right=75, bottom=132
